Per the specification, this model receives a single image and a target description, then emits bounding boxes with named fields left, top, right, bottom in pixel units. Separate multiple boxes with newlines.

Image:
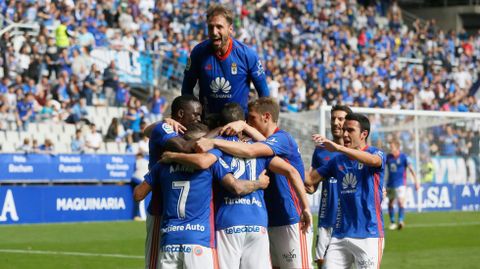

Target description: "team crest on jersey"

left=162, top=123, right=175, bottom=134
left=193, top=246, right=203, bottom=256
left=210, top=77, right=231, bottom=94
left=231, top=62, right=237, bottom=75
left=341, top=173, right=357, bottom=194
left=185, top=57, right=191, bottom=71
left=205, top=64, right=212, bottom=71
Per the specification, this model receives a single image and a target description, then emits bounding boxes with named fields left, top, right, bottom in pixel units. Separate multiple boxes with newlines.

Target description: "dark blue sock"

left=399, top=207, right=405, bottom=223
left=388, top=206, right=395, bottom=223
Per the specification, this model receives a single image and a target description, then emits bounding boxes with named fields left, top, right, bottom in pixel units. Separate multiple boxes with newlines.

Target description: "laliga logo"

left=342, top=173, right=357, bottom=190
left=210, top=77, right=231, bottom=94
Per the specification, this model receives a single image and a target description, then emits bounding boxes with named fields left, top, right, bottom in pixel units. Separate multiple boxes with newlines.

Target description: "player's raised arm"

left=220, top=120, right=267, bottom=141
left=160, top=151, right=219, bottom=170
left=313, top=134, right=382, bottom=168
left=220, top=170, right=270, bottom=196
left=196, top=138, right=274, bottom=158
left=304, top=167, right=325, bottom=194
left=268, top=157, right=312, bottom=231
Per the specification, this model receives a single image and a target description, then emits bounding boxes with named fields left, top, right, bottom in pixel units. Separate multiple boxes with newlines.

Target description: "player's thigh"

left=396, top=186, right=407, bottom=204
left=241, top=227, right=271, bottom=269
left=145, top=214, right=162, bottom=269
left=158, top=248, right=182, bottom=269
left=183, top=245, right=216, bottom=269
left=349, top=237, right=385, bottom=269
left=268, top=223, right=313, bottom=269
left=323, top=237, right=354, bottom=269
left=386, top=188, right=396, bottom=202
left=315, top=226, right=333, bottom=262
left=216, top=228, right=243, bottom=269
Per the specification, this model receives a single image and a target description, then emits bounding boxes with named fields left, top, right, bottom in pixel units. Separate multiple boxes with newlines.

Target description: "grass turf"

left=0, top=211, right=478, bottom=268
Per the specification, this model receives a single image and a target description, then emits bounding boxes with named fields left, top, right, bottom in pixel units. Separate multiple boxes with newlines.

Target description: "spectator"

left=16, top=138, right=32, bottom=153
left=15, top=93, right=34, bottom=131
left=39, top=138, right=55, bottom=154
left=84, top=123, right=103, bottom=152
left=71, top=129, right=85, bottom=153
left=149, top=89, right=167, bottom=122
left=104, top=117, right=125, bottom=142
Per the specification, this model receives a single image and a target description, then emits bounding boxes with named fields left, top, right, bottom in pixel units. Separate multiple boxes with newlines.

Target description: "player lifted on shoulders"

left=386, top=138, right=420, bottom=230
left=181, top=4, right=269, bottom=117
left=309, top=113, right=386, bottom=269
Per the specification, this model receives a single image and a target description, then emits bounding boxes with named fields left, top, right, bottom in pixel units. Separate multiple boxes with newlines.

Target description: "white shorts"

left=145, top=213, right=162, bottom=269
left=387, top=186, right=406, bottom=201
left=314, top=226, right=333, bottom=261
left=216, top=225, right=271, bottom=269
left=324, top=237, right=385, bottom=269
left=269, top=223, right=313, bottom=269
left=159, top=244, right=217, bottom=269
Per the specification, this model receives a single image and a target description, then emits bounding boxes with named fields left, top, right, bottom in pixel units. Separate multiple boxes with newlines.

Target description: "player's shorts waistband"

left=222, top=225, right=268, bottom=235
left=161, top=245, right=207, bottom=253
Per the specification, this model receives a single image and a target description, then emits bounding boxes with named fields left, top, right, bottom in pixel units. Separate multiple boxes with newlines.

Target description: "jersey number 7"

left=172, top=181, right=190, bottom=219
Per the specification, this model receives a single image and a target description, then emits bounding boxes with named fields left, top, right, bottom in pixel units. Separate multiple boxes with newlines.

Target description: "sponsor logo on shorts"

left=162, top=245, right=192, bottom=253
left=282, top=249, right=296, bottom=263
left=357, top=257, right=375, bottom=269
left=193, top=246, right=203, bottom=256
left=224, top=225, right=263, bottom=234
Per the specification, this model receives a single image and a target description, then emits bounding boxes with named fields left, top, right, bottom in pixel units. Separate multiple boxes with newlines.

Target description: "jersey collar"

left=215, top=38, right=233, bottom=61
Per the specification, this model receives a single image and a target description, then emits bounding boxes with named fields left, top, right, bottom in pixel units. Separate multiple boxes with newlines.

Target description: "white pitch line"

left=0, top=249, right=143, bottom=259
left=403, top=222, right=480, bottom=228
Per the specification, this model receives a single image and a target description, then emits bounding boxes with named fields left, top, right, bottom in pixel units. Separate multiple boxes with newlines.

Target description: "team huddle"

left=132, top=4, right=419, bottom=269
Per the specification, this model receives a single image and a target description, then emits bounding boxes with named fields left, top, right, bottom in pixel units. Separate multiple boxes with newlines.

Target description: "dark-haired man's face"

left=208, top=15, right=232, bottom=53
left=331, top=110, right=348, bottom=140
left=343, top=120, right=367, bottom=150
left=247, top=109, right=268, bottom=136
left=178, top=102, right=202, bottom=126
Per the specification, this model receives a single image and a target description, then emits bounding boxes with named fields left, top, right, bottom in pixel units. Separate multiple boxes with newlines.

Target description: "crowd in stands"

left=0, top=0, right=479, bottom=158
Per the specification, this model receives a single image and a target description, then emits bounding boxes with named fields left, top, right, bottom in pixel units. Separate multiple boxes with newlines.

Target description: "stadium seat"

left=5, top=131, right=19, bottom=144
left=37, top=123, right=51, bottom=135
left=1, top=142, right=15, bottom=152
left=63, top=124, right=76, bottom=137
left=106, top=142, right=120, bottom=154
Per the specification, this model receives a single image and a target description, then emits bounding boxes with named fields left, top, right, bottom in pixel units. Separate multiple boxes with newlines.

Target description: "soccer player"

left=162, top=102, right=311, bottom=269
left=386, top=138, right=420, bottom=230
left=138, top=123, right=270, bottom=269
left=196, top=97, right=312, bottom=269
left=305, top=105, right=352, bottom=269
left=136, top=95, right=202, bottom=269
left=181, top=4, right=269, bottom=117
left=309, top=113, right=386, bottom=269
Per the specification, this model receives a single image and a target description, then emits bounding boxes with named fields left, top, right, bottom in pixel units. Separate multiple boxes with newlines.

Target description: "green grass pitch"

left=0, top=211, right=478, bottom=268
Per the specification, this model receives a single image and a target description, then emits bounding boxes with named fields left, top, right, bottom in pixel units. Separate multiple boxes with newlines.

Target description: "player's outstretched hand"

left=312, top=134, right=340, bottom=152
left=257, top=170, right=270, bottom=189
left=220, top=120, right=247, bottom=136
left=300, top=209, right=313, bottom=232
left=195, top=138, right=214, bottom=153
left=164, top=118, right=187, bottom=134
left=160, top=151, right=175, bottom=163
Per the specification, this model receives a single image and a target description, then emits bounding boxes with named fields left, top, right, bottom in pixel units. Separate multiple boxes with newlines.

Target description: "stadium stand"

left=0, top=0, right=479, bottom=160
